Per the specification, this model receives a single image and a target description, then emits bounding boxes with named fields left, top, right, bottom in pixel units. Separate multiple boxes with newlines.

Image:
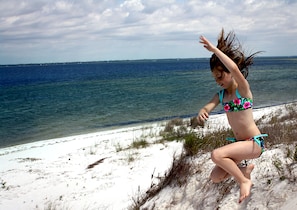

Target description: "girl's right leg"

left=210, top=141, right=261, bottom=203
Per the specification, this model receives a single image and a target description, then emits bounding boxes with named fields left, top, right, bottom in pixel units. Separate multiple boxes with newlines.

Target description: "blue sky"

left=1, top=0, right=297, bottom=64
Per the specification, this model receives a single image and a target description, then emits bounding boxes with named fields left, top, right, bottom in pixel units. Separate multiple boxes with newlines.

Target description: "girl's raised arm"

left=199, top=36, right=251, bottom=97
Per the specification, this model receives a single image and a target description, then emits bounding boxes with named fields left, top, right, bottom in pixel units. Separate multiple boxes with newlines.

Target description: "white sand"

left=0, top=102, right=296, bottom=210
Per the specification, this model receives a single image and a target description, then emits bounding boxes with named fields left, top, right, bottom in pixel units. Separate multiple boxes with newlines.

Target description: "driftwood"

left=86, top=157, right=110, bottom=169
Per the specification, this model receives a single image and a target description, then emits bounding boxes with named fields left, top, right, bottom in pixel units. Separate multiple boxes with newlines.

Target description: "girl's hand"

left=197, top=109, right=209, bottom=126
left=199, top=35, right=216, bottom=52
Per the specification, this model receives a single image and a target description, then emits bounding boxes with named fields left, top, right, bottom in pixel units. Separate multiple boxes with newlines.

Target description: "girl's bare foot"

left=241, top=164, right=254, bottom=179
left=239, top=179, right=253, bottom=203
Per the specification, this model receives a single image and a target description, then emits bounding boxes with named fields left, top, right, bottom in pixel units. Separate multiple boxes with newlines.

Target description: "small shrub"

left=115, top=143, right=123, bottom=152
left=169, top=118, right=184, bottom=126
left=131, top=139, right=149, bottom=149
left=160, top=118, right=188, bottom=141
left=127, top=152, right=136, bottom=163
left=184, top=133, right=201, bottom=156
left=162, top=118, right=183, bottom=133
left=183, top=127, right=233, bottom=156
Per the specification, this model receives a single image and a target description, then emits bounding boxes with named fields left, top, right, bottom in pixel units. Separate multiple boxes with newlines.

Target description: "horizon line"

left=1, top=55, right=297, bottom=66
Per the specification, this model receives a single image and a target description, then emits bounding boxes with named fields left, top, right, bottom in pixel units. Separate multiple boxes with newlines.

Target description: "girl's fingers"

left=199, top=113, right=208, bottom=121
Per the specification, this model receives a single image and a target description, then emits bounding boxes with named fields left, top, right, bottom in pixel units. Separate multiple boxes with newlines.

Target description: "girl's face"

left=212, top=68, right=233, bottom=88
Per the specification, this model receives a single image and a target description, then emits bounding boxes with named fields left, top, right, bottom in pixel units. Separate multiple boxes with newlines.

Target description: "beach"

left=0, top=102, right=296, bottom=210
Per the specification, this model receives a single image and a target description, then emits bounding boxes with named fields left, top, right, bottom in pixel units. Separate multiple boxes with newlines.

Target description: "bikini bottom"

left=226, top=134, right=268, bottom=154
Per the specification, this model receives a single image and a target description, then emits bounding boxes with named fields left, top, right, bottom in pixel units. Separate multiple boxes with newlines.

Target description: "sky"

left=0, top=0, right=297, bottom=64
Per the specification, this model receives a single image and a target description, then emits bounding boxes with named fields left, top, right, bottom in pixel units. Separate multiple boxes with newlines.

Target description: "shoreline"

left=1, top=100, right=296, bottom=152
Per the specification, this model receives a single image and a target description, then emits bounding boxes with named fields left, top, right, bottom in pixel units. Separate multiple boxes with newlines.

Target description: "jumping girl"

left=197, top=29, right=267, bottom=203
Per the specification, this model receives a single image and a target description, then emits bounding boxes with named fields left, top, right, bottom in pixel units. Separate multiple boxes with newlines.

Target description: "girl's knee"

left=211, top=149, right=223, bottom=163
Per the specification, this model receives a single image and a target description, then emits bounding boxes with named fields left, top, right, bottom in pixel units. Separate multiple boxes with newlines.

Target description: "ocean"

left=0, top=57, right=296, bottom=148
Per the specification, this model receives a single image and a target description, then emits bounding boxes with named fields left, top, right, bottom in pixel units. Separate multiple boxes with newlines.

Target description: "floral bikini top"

left=218, top=89, right=253, bottom=112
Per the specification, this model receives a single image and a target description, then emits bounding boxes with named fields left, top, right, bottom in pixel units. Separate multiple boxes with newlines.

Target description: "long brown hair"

left=210, top=29, right=261, bottom=78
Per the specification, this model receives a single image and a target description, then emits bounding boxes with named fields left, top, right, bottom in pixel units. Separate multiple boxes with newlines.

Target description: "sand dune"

left=0, top=103, right=296, bottom=210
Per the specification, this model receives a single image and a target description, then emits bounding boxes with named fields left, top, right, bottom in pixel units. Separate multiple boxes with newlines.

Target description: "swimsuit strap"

left=235, top=89, right=242, bottom=98
left=226, top=137, right=236, bottom=142
left=218, top=89, right=242, bottom=105
left=218, top=89, right=224, bottom=105
left=253, top=134, right=268, bottom=139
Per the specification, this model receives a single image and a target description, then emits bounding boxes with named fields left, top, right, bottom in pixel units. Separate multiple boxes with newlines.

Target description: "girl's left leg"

left=210, top=164, right=255, bottom=183
left=210, top=141, right=261, bottom=203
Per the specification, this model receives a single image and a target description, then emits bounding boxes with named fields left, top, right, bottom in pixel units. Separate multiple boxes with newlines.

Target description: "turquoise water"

left=0, top=57, right=296, bottom=148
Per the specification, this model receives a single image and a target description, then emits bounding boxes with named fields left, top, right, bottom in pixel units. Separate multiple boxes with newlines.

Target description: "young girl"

left=197, top=29, right=267, bottom=203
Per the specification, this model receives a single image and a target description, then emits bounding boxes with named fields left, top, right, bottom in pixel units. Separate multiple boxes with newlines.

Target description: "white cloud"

left=0, top=0, right=296, bottom=64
